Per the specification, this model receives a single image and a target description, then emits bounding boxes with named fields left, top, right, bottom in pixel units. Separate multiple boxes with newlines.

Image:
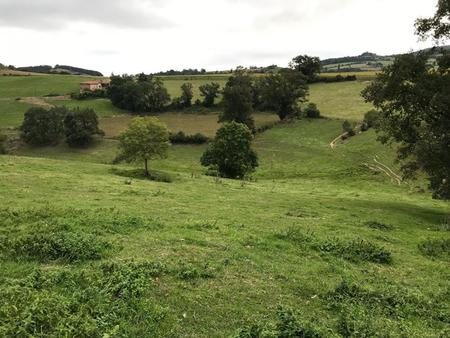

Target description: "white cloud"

left=0, top=0, right=444, bottom=74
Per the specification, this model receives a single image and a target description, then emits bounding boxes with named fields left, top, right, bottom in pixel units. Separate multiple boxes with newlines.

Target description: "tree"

left=201, top=122, right=258, bottom=179
left=118, top=117, right=170, bottom=176
left=199, top=82, right=220, bottom=107
left=304, top=103, right=321, bottom=118
left=220, top=71, right=255, bottom=130
left=256, top=69, right=308, bottom=120
left=108, top=74, right=170, bottom=113
left=416, top=0, right=450, bottom=40
left=290, top=55, right=321, bottom=81
left=63, top=108, right=103, bottom=147
left=180, top=83, right=194, bottom=108
left=362, top=52, right=450, bottom=199
left=21, top=107, right=66, bottom=145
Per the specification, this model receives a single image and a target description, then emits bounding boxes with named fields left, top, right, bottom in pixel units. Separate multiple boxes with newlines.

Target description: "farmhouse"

left=80, top=79, right=111, bottom=92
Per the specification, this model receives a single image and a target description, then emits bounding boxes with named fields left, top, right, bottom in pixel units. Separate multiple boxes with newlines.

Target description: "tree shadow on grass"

left=347, top=198, right=449, bottom=226
left=110, top=167, right=173, bottom=183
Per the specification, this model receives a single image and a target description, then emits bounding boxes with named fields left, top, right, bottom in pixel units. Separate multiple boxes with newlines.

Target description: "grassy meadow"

left=0, top=73, right=449, bottom=337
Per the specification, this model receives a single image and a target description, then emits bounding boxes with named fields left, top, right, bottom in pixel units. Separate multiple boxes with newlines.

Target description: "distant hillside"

left=321, top=45, right=450, bottom=72
left=15, top=64, right=103, bottom=77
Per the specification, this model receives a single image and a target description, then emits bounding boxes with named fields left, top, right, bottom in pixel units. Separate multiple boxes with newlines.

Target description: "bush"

left=361, top=110, right=381, bottom=131
left=21, top=107, right=66, bottom=145
left=63, top=107, right=104, bottom=147
left=0, top=133, right=6, bottom=154
left=169, top=131, right=209, bottom=144
left=419, top=238, right=450, bottom=261
left=201, top=122, right=258, bottom=179
left=71, top=89, right=107, bottom=100
left=4, top=230, right=112, bottom=262
left=304, top=103, right=321, bottom=118
left=342, top=120, right=355, bottom=136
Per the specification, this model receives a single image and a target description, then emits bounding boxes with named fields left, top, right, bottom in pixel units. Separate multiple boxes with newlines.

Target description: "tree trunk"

left=144, top=159, right=149, bottom=176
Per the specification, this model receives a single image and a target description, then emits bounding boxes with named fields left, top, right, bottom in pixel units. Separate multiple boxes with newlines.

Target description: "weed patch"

left=276, top=227, right=392, bottom=264
left=174, top=263, right=215, bottom=280
left=365, top=220, right=394, bottom=231
left=184, top=219, right=219, bottom=231
left=419, top=238, right=450, bottom=261
left=111, top=167, right=173, bottom=183
left=0, top=261, right=167, bottom=337
left=3, top=230, right=112, bottom=263
left=235, top=306, right=338, bottom=338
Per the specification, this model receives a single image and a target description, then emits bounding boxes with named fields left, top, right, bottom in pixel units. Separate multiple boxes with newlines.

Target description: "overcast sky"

left=0, top=0, right=445, bottom=75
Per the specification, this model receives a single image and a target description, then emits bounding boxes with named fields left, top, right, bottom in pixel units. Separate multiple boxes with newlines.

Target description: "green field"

left=1, top=74, right=449, bottom=337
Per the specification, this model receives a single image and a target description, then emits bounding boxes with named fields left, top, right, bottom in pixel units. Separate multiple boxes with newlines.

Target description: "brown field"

left=99, top=112, right=279, bottom=138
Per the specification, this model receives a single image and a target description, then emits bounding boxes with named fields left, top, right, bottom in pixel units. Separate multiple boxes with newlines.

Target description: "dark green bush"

left=63, top=107, right=104, bottom=147
left=361, top=110, right=381, bottom=131
left=342, top=120, right=355, bottom=136
left=71, top=89, right=107, bottom=100
left=5, top=231, right=112, bottom=262
left=304, top=103, right=321, bottom=118
left=0, top=133, right=6, bottom=154
left=201, top=122, right=258, bottom=179
left=419, top=238, right=450, bottom=261
left=21, top=107, right=66, bottom=145
left=169, top=131, right=209, bottom=144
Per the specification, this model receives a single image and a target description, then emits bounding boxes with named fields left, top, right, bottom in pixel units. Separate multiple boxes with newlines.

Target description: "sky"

left=0, top=0, right=445, bottom=75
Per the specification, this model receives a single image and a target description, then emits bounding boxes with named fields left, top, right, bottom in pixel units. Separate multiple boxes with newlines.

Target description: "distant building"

left=80, top=79, right=111, bottom=92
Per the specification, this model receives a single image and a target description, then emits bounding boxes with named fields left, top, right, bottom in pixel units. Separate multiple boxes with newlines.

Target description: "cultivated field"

left=0, top=73, right=449, bottom=337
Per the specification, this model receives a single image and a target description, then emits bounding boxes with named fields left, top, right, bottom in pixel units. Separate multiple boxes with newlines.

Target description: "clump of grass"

left=418, top=238, right=450, bottom=261
left=317, top=238, right=392, bottom=264
left=326, top=280, right=449, bottom=323
left=432, top=216, right=450, bottom=232
left=235, top=306, right=338, bottom=338
left=175, top=263, right=215, bottom=280
left=365, top=220, right=394, bottom=231
left=184, top=219, right=218, bottom=231
left=0, top=261, right=167, bottom=337
left=276, top=228, right=392, bottom=264
left=3, top=230, right=112, bottom=263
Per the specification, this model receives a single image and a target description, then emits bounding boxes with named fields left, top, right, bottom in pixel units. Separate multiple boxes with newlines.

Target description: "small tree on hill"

left=180, top=83, right=194, bottom=108
left=342, top=120, right=355, bottom=136
left=199, top=82, right=221, bottom=107
left=290, top=55, right=321, bottom=81
left=201, top=122, right=258, bottom=179
left=256, top=69, right=308, bottom=120
left=63, top=108, right=104, bottom=147
left=118, top=117, right=170, bottom=176
left=220, top=72, right=255, bottom=130
left=21, top=107, right=66, bottom=145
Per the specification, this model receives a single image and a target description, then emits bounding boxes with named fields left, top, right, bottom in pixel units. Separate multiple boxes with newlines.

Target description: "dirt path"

left=329, top=123, right=363, bottom=148
left=18, top=97, right=54, bottom=108
left=363, top=156, right=403, bottom=185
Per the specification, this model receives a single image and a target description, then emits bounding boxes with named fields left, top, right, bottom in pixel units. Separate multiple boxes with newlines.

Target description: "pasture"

left=0, top=73, right=449, bottom=337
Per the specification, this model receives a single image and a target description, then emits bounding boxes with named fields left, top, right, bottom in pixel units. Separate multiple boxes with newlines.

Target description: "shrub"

left=419, top=238, right=450, bottom=261
left=169, top=131, right=209, bottom=144
left=304, top=103, right=321, bottom=118
left=63, top=107, right=104, bottom=147
left=361, top=110, right=381, bottom=131
left=342, top=120, right=355, bottom=136
left=201, top=122, right=258, bottom=179
left=21, top=107, right=66, bottom=145
left=0, top=133, right=6, bottom=154
left=71, top=89, right=107, bottom=100
left=5, top=230, right=112, bottom=262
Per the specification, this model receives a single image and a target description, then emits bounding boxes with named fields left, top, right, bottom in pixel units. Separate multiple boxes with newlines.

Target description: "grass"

left=309, top=81, right=373, bottom=122
left=1, top=73, right=449, bottom=337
